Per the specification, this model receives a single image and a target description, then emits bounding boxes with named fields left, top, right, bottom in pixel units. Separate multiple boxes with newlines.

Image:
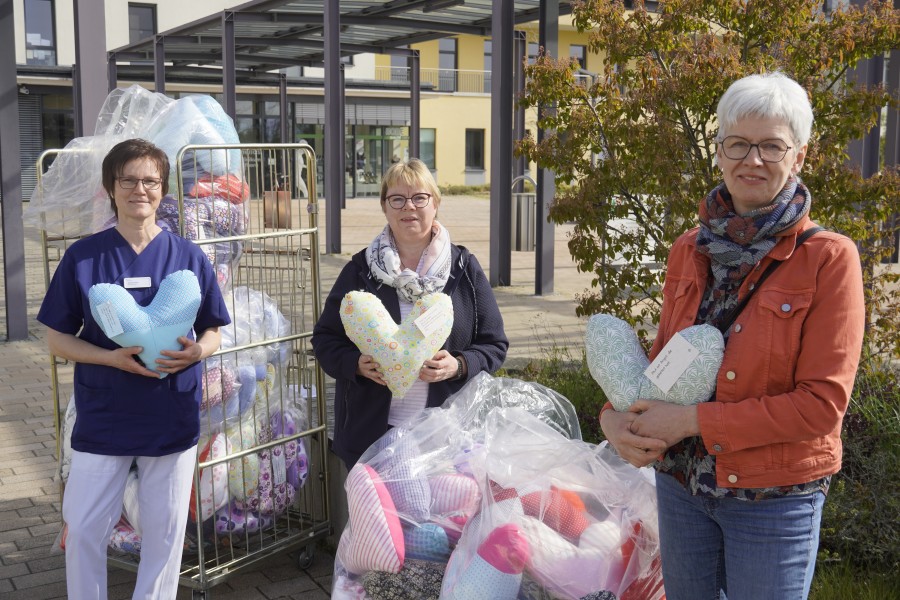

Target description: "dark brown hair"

left=101, top=138, right=170, bottom=215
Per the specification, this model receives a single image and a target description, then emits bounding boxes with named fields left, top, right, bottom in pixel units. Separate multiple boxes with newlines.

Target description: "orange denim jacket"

left=645, top=218, right=865, bottom=489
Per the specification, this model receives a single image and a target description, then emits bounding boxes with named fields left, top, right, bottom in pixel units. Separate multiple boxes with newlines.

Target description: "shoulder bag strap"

left=716, top=226, right=824, bottom=334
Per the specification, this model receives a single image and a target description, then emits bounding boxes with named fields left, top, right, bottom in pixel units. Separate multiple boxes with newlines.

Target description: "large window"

left=24, top=0, right=56, bottom=66
left=483, top=40, right=492, bottom=93
left=128, top=3, right=157, bottom=43
left=438, top=38, right=457, bottom=91
left=41, top=93, right=75, bottom=150
left=390, top=47, right=408, bottom=83
left=465, top=129, right=485, bottom=170
left=570, top=45, right=587, bottom=70
left=420, top=129, right=436, bottom=170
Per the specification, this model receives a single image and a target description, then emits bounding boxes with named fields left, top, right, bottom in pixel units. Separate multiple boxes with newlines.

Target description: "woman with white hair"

left=600, top=72, right=865, bottom=599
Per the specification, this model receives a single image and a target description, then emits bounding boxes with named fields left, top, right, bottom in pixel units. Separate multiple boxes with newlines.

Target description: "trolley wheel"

left=297, top=545, right=315, bottom=569
left=191, top=590, right=208, bottom=600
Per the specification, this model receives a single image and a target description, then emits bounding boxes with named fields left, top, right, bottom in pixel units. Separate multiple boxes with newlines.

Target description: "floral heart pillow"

left=584, top=314, right=724, bottom=411
left=340, top=291, right=454, bottom=397
left=88, top=269, right=201, bottom=377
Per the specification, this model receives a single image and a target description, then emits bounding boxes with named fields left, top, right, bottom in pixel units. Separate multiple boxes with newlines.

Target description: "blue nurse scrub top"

left=37, top=228, right=231, bottom=457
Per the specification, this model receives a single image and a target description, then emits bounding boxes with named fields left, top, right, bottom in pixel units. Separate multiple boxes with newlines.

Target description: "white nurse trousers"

left=63, top=447, right=197, bottom=600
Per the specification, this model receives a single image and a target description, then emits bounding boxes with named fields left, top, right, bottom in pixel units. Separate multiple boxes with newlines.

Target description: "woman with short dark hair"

left=38, top=138, right=230, bottom=598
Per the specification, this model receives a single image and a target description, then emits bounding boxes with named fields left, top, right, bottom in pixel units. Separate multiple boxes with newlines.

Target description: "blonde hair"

left=380, top=158, right=441, bottom=209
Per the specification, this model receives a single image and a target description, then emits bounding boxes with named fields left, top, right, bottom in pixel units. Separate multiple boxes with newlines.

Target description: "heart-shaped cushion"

left=189, top=432, right=231, bottom=522
left=338, top=463, right=405, bottom=575
left=518, top=516, right=618, bottom=599
left=584, top=314, right=724, bottom=411
left=88, top=269, right=202, bottom=377
left=225, top=414, right=260, bottom=501
left=340, top=291, right=454, bottom=397
left=108, top=517, right=142, bottom=556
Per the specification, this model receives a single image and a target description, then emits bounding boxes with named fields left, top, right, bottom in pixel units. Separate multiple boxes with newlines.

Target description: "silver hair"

left=717, top=72, right=813, bottom=147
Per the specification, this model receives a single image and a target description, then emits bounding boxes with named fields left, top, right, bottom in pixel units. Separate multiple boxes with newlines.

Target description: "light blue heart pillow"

left=89, top=270, right=201, bottom=377
left=584, top=314, right=724, bottom=411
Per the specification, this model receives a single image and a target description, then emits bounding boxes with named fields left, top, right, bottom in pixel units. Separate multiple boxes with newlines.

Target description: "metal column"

left=280, top=73, right=289, bottom=143
left=513, top=30, right=527, bottom=193
left=73, top=0, right=108, bottom=136
left=535, top=0, right=558, bottom=295
left=489, top=0, right=514, bottom=287
left=0, top=0, right=27, bottom=340
left=154, top=35, right=166, bottom=95
left=107, top=53, right=118, bottom=94
left=324, top=0, right=342, bottom=253
left=885, top=48, right=899, bottom=263
left=408, top=51, right=421, bottom=159
left=222, top=12, right=237, bottom=119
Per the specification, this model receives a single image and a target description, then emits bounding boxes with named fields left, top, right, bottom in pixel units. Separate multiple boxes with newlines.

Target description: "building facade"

left=12, top=0, right=597, bottom=196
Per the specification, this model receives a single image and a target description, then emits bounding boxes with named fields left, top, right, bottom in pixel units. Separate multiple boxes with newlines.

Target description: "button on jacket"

left=650, top=218, right=865, bottom=489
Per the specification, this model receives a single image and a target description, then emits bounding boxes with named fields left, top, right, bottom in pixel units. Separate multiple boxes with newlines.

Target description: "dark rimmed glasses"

left=386, top=193, right=432, bottom=209
left=718, top=136, right=792, bottom=163
left=117, top=177, right=162, bottom=190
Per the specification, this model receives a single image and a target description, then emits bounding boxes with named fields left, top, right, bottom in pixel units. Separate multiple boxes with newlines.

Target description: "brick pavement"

left=0, top=195, right=594, bottom=599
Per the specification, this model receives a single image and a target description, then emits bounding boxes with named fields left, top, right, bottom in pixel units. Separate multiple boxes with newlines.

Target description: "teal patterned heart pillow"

left=584, top=314, right=724, bottom=411
left=88, top=270, right=201, bottom=378
left=340, top=291, right=453, bottom=398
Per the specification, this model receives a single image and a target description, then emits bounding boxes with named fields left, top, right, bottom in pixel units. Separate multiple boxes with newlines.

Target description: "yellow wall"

left=422, top=95, right=492, bottom=186
left=370, top=25, right=601, bottom=187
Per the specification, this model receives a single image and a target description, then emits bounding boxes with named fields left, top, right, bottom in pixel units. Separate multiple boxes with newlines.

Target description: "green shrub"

left=819, top=363, right=900, bottom=574
left=438, top=184, right=490, bottom=197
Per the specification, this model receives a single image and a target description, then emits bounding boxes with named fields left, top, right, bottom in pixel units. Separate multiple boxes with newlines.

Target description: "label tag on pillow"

left=272, top=451, right=287, bottom=486
left=95, top=301, right=124, bottom=337
left=414, top=302, right=452, bottom=337
left=124, top=277, right=151, bottom=289
left=644, top=332, right=699, bottom=393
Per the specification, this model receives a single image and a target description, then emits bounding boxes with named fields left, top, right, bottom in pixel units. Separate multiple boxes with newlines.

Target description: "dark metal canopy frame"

left=105, top=0, right=573, bottom=286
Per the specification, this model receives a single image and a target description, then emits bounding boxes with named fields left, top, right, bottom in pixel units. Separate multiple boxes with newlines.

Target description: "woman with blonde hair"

left=313, top=158, right=508, bottom=468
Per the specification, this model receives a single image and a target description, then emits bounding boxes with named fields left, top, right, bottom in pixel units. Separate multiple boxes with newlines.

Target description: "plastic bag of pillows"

left=331, top=372, right=664, bottom=600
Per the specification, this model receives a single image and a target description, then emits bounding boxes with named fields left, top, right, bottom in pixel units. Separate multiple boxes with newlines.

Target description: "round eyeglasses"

left=718, top=136, right=792, bottom=163
left=116, top=177, right=162, bottom=190
left=386, top=193, right=432, bottom=209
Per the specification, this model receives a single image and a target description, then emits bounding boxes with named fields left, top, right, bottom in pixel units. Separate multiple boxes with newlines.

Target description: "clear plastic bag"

left=333, top=373, right=663, bottom=600
left=23, top=84, right=246, bottom=239
left=220, top=286, right=292, bottom=365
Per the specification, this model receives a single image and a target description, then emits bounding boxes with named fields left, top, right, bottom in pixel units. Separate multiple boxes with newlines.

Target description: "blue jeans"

left=655, top=471, right=825, bottom=600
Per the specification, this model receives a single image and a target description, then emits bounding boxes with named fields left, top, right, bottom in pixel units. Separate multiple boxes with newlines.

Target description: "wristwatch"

left=453, top=356, right=464, bottom=381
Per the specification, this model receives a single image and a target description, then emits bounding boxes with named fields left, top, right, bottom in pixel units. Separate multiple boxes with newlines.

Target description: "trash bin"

left=511, top=192, right=536, bottom=251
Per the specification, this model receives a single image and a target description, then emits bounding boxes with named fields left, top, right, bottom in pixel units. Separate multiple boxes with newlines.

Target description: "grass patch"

left=809, top=561, right=900, bottom=600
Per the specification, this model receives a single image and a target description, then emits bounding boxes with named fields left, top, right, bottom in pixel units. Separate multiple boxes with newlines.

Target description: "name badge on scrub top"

left=414, top=301, right=453, bottom=337
left=644, top=332, right=699, bottom=394
left=124, top=277, right=152, bottom=289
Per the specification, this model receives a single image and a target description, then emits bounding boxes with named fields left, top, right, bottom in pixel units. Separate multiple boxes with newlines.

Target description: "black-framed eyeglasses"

left=718, top=136, right=792, bottom=163
left=116, top=177, right=162, bottom=190
left=386, top=193, right=432, bottom=209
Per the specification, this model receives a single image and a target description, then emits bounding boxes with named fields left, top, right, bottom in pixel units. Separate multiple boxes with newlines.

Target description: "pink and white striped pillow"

left=429, top=473, right=481, bottom=516
left=338, top=463, right=405, bottom=575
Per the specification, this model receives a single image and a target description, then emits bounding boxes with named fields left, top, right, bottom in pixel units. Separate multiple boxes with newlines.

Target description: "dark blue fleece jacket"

left=312, top=244, right=508, bottom=468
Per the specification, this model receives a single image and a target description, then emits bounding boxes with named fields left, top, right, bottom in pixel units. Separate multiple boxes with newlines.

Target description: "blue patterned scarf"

left=695, top=177, right=810, bottom=329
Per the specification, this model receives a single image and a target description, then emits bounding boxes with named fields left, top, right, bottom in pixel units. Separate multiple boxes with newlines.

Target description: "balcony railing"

left=377, top=66, right=592, bottom=94
left=377, top=66, right=492, bottom=93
